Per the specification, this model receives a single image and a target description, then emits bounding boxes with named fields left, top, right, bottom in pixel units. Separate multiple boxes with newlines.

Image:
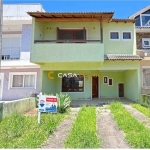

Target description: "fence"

left=0, top=97, right=36, bottom=120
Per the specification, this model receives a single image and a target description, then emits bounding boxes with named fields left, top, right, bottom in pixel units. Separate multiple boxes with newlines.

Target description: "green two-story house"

left=28, top=11, right=141, bottom=102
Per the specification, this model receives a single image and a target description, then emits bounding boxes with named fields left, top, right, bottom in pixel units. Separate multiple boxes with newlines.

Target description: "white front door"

left=0, top=73, right=4, bottom=100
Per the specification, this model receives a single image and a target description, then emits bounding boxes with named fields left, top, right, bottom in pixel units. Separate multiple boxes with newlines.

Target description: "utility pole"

left=0, top=0, right=2, bottom=72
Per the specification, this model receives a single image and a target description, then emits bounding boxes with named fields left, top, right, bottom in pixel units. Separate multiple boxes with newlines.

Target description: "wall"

left=140, top=60, right=150, bottom=94
left=0, top=97, right=36, bottom=119
left=3, top=4, right=45, bottom=17
left=41, top=69, right=139, bottom=101
left=103, top=22, right=136, bottom=54
left=1, top=68, right=40, bottom=100
left=20, top=24, right=32, bottom=60
left=124, top=69, right=140, bottom=102
left=32, top=43, right=104, bottom=63
left=136, top=32, right=150, bottom=49
left=42, top=60, right=140, bottom=71
left=34, top=22, right=101, bottom=41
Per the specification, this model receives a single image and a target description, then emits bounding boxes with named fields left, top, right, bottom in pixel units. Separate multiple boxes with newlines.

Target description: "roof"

left=104, top=54, right=142, bottom=60
left=136, top=26, right=150, bottom=29
left=27, top=12, right=114, bottom=22
left=112, top=19, right=136, bottom=23
left=129, top=5, right=150, bottom=19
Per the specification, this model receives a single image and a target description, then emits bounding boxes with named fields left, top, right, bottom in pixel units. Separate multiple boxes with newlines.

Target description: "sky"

left=3, top=0, right=150, bottom=18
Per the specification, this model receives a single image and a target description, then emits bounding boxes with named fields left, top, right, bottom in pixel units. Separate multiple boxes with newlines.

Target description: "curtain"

left=24, top=75, right=35, bottom=87
left=12, top=75, right=23, bottom=87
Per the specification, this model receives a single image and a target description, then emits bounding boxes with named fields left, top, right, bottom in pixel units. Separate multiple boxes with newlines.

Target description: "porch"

left=70, top=98, right=135, bottom=107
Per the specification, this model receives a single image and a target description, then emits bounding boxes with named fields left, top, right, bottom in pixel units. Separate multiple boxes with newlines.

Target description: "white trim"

left=1, top=66, right=40, bottom=69
left=103, top=76, right=108, bottom=84
left=118, top=82, right=124, bottom=98
left=0, top=73, right=4, bottom=100
left=8, top=72, right=37, bottom=89
left=140, top=14, right=142, bottom=27
left=122, top=31, right=132, bottom=41
left=108, top=78, right=113, bottom=86
left=142, top=66, right=150, bottom=69
left=109, top=31, right=120, bottom=41
left=61, top=74, right=85, bottom=93
left=129, top=5, right=150, bottom=19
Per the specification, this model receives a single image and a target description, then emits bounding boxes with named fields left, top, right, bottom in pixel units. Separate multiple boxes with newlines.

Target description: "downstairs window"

left=62, top=75, right=84, bottom=92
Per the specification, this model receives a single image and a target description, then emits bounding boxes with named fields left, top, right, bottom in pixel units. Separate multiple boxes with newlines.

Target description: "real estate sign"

left=38, top=94, right=58, bottom=123
left=38, top=95, right=57, bottom=113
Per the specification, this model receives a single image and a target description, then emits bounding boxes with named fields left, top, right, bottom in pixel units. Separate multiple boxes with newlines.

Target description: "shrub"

left=56, top=93, right=71, bottom=113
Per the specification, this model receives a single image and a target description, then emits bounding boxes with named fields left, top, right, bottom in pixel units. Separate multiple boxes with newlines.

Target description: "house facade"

left=0, top=4, right=45, bottom=100
left=129, top=5, right=150, bottom=95
left=28, top=11, right=141, bottom=102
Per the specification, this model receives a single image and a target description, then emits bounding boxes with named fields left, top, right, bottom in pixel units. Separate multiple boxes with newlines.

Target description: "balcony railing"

left=34, top=40, right=102, bottom=43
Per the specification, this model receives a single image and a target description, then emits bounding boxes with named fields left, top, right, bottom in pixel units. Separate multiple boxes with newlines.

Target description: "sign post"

left=38, top=93, right=58, bottom=123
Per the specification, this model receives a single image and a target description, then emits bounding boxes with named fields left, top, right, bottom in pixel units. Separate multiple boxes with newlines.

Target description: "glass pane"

left=62, top=75, right=84, bottom=92
left=145, top=73, right=150, bottom=86
left=75, top=31, right=84, bottom=40
left=142, top=15, right=150, bottom=26
left=144, top=41, right=149, bottom=46
left=123, top=33, right=131, bottom=39
left=59, top=31, right=73, bottom=40
left=24, top=75, right=35, bottom=87
left=110, top=33, right=118, bottom=39
left=12, top=75, right=23, bottom=87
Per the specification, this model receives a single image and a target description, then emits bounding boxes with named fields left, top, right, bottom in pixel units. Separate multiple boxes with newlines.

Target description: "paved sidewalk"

left=124, top=104, right=150, bottom=129
left=97, top=107, right=130, bottom=148
left=41, top=108, right=80, bottom=149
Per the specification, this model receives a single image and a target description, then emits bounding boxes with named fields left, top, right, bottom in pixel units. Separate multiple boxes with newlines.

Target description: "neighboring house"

left=129, top=5, right=150, bottom=95
left=0, top=4, right=45, bottom=100
left=27, top=11, right=142, bottom=102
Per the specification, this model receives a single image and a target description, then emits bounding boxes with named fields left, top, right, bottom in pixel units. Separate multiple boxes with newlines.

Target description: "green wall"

left=100, top=72, right=124, bottom=98
left=32, top=21, right=136, bottom=64
left=124, top=69, right=141, bottom=102
left=103, top=22, right=136, bottom=55
left=32, top=43, right=104, bottom=63
left=42, top=60, right=140, bottom=71
left=41, top=70, right=139, bottom=100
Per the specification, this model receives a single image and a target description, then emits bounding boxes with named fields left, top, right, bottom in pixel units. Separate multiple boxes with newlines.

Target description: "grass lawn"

left=0, top=111, right=66, bottom=148
left=64, top=106, right=100, bottom=148
left=110, top=102, right=150, bottom=148
left=131, top=104, right=150, bottom=118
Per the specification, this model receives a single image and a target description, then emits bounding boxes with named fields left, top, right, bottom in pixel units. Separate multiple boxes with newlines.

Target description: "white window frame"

left=103, top=76, right=108, bottom=84
left=8, top=72, right=37, bottom=89
left=109, top=31, right=120, bottom=41
left=122, top=31, right=132, bottom=41
left=142, top=38, right=150, bottom=48
left=108, top=78, right=113, bottom=86
left=140, top=14, right=150, bottom=27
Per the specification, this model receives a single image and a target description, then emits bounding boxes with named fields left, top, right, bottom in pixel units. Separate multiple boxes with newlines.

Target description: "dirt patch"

left=24, top=108, right=38, bottom=116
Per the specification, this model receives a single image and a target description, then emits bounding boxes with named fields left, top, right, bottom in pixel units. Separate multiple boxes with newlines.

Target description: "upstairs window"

left=141, top=15, right=150, bottom=26
left=142, top=38, right=150, bottom=48
left=110, top=32, right=119, bottom=40
left=123, top=32, right=131, bottom=39
left=57, top=28, right=86, bottom=42
left=2, top=36, right=21, bottom=60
